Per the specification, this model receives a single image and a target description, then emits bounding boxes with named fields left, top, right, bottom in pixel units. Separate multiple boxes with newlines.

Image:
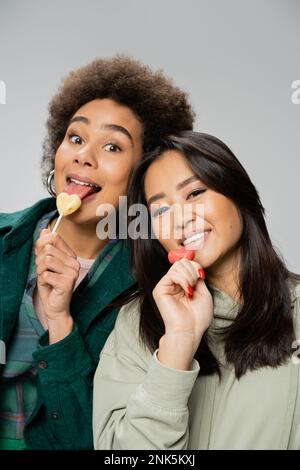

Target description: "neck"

left=206, top=248, right=242, bottom=304
left=49, top=217, right=109, bottom=259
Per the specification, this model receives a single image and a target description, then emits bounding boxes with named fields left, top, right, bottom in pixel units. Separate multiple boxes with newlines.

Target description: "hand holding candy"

left=154, top=250, right=212, bottom=370
left=168, top=247, right=206, bottom=280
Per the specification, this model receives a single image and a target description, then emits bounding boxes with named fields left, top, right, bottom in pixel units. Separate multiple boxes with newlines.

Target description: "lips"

left=179, top=229, right=211, bottom=249
left=64, top=174, right=102, bottom=200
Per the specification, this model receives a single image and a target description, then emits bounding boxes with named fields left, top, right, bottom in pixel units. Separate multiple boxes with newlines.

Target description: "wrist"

left=158, top=332, right=202, bottom=371
left=47, top=314, right=74, bottom=344
left=163, top=330, right=203, bottom=348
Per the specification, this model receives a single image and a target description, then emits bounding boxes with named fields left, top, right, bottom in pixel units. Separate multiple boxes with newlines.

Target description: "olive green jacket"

left=93, top=283, right=300, bottom=450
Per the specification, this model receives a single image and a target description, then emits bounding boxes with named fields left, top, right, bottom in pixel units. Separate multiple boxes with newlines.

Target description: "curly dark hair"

left=41, top=54, right=195, bottom=187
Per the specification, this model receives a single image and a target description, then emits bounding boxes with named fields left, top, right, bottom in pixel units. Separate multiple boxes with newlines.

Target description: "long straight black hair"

left=124, top=131, right=299, bottom=379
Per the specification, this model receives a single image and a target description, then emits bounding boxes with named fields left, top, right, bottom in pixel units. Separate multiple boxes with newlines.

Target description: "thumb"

left=194, top=276, right=209, bottom=295
left=41, top=227, right=51, bottom=235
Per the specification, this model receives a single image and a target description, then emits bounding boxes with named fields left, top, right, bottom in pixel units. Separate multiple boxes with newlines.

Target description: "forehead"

left=145, top=150, right=194, bottom=189
left=73, top=98, right=143, bottom=134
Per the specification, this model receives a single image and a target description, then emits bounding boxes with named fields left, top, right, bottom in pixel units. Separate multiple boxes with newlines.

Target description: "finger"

left=38, top=271, right=77, bottom=292
left=171, top=260, right=197, bottom=289
left=35, top=230, right=76, bottom=258
left=165, top=270, right=194, bottom=297
left=178, top=258, right=200, bottom=284
left=38, top=269, right=57, bottom=288
left=194, top=276, right=209, bottom=295
left=36, top=253, right=80, bottom=276
left=52, top=234, right=77, bottom=258
left=35, top=229, right=56, bottom=255
left=38, top=244, right=80, bottom=271
left=186, top=260, right=206, bottom=281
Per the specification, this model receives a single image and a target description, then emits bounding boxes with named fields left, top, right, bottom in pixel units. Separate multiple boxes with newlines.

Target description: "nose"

left=73, top=144, right=97, bottom=168
left=173, top=203, right=194, bottom=231
left=173, top=203, right=204, bottom=236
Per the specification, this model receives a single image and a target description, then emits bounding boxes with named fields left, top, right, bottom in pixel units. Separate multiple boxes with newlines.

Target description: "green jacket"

left=0, top=197, right=136, bottom=450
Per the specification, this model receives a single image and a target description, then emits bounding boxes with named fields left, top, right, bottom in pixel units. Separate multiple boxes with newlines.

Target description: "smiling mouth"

left=180, top=230, right=211, bottom=248
left=65, top=177, right=102, bottom=200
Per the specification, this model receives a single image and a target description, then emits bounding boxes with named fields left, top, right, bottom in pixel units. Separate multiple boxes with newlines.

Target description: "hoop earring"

left=47, top=169, right=56, bottom=197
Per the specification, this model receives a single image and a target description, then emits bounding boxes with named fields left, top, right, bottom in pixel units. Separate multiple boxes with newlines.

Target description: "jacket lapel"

left=70, top=240, right=136, bottom=334
left=0, top=199, right=56, bottom=348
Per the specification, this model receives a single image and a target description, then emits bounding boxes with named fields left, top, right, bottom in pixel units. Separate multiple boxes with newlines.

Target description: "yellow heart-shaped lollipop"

left=56, top=192, right=82, bottom=216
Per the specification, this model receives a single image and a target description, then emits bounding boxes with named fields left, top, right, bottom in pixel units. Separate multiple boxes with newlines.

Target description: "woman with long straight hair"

left=93, top=131, right=300, bottom=450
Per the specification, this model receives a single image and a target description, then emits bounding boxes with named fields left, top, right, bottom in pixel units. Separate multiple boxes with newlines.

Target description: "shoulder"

left=115, top=297, right=141, bottom=332
left=288, top=278, right=300, bottom=336
left=288, top=278, right=300, bottom=303
left=0, top=208, right=29, bottom=242
left=0, top=198, right=56, bottom=233
left=113, top=298, right=143, bottom=350
left=0, top=209, right=24, bottom=229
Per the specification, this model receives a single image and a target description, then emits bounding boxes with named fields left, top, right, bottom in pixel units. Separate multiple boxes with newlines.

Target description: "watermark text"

left=291, top=80, right=300, bottom=104
left=0, top=80, right=6, bottom=104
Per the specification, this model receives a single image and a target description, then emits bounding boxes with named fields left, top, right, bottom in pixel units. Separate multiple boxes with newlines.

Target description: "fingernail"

left=188, top=284, right=194, bottom=298
left=198, top=268, right=206, bottom=280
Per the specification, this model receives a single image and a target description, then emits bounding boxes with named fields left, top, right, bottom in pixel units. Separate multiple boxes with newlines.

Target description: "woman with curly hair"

left=0, top=55, right=194, bottom=450
left=93, top=131, right=300, bottom=450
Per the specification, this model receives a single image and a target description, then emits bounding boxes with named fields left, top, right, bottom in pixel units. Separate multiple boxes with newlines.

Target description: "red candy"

left=168, top=247, right=195, bottom=264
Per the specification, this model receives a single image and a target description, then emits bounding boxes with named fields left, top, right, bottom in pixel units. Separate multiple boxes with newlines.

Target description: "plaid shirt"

left=0, top=210, right=119, bottom=449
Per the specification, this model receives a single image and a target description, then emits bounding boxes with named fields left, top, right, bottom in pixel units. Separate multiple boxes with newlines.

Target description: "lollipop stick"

left=52, top=214, right=63, bottom=234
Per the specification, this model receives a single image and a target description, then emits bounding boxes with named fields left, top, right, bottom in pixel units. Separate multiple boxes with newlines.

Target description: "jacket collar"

left=71, top=240, right=136, bottom=334
left=0, top=197, right=56, bottom=253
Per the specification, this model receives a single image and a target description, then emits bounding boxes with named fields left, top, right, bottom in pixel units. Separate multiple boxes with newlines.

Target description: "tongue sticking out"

left=64, top=181, right=98, bottom=200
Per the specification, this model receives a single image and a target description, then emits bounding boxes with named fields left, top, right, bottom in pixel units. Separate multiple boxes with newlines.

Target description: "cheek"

left=151, top=214, right=177, bottom=252
left=53, top=146, right=69, bottom=191
left=55, top=141, right=71, bottom=165
left=229, top=211, right=243, bottom=242
left=101, top=157, right=133, bottom=186
left=219, top=206, right=243, bottom=247
left=203, top=194, right=242, bottom=243
left=155, top=232, right=173, bottom=253
left=54, top=142, right=74, bottom=177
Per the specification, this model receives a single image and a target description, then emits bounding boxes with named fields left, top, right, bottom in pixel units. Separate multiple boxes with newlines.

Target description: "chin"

left=194, top=251, right=215, bottom=269
left=67, top=209, right=96, bottom=225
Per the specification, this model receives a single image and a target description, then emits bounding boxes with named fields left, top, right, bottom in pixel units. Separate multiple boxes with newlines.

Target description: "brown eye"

left=104, top=143, right=121, bottom=152
left=187, top=189, right=206, bottom=199
left=68, top=134, right=83, bottom=145
left=151, top=206, right=170, bottom=218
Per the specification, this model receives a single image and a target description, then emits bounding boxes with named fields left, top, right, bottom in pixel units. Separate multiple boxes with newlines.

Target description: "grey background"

left=0, top=0, right=299, bottom=271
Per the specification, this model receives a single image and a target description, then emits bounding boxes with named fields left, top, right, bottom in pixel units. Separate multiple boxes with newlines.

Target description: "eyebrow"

left=147, top=175, right=201, bottom=206
left=68, top=116, right=134, bottom=145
